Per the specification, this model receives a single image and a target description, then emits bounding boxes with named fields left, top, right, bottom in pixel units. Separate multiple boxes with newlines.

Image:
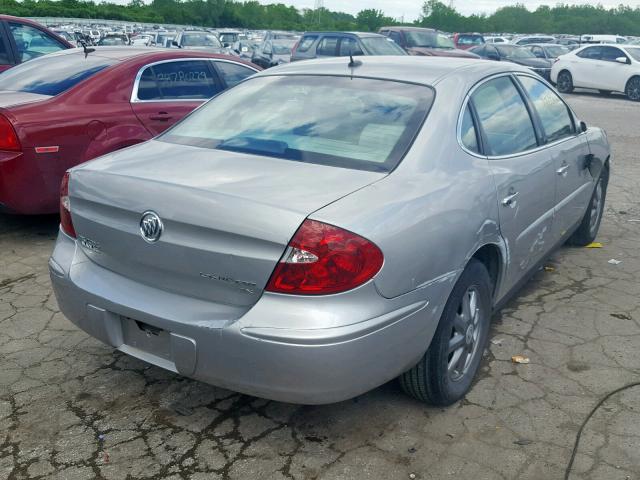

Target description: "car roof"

left=527, top=43, right=566, bottom=48
left=34, top=47, right=254, bottom=65
left=303, top=31, right=384, bottom=38
left=259, top=56, right=531, bottom=87
left=380, top=26, right=436, bottom=33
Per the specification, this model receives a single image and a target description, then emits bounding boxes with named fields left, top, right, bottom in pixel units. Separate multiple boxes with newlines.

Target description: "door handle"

left=149, top=112, right=173, bottom=121
left=502, top=191, right=519, bottom=208
left=556, top=164, right=570, bottom=177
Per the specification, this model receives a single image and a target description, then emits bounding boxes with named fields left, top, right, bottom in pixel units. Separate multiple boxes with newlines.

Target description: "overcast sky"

left=258, top=0, right=640, bottom=21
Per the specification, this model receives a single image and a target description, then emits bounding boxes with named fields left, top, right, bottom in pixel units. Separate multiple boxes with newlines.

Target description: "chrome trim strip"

left=130, top=57, right=259, bottom=103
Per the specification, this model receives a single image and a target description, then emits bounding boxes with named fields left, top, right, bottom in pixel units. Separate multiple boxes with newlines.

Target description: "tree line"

left=2, top=0, right=640, bottom=36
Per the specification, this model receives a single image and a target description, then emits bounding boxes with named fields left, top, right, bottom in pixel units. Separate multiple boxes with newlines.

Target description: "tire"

left=625, top=76, right=640, bottom=102
left=399, top=259, right=492, bottom=406
left=567, top=172, right=608, bottom=246
left=557, top=70, right=574, bottom=93
left=599, top=90, right=612, bottom=96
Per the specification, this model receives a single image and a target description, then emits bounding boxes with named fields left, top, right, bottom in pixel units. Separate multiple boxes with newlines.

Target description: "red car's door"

left=130, top=58, right=224, bottom=136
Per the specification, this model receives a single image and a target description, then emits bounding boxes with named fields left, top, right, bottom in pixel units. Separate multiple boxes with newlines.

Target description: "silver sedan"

left=50, top=57, right=610, bottom=405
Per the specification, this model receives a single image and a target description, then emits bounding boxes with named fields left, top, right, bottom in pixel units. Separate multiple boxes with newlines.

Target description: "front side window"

left=9, top=22, right=67, bottom=63
left=136, top=60, right=219, bottom=101
left=317, top=37, right=339, bottom=56
left=215, top=61, right=255, bottom=88
left=388, top=31, right=403, bottom=45
left=471, top=76, right=538, bottom=157
left=600, top=46, right=626, bottom=62
left=460, top=105, right=480, bottom=154
left=0, top=52, right=114, bottom=95
left=339, top=38, right=364, bottom=56
left=518, top=76, right=574, bottom=143
left=161, top=75, right=434, bottom=172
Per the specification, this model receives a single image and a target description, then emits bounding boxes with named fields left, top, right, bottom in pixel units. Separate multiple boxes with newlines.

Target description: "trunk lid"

left=69, top=140, right=384, bottom=309
left=0, top=90, right=51, bottom=108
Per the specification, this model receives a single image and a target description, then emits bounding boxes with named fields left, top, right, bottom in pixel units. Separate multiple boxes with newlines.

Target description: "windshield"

left=626, top=48, right=640, bottom=61
left=496, top=45, right=535, bottom=59
left=0, top=53, right=115, bottom=96
left=457, top=35, right=484, bottom=46
left=273, top=41, right=295, bottom=55
left=161, top=75, right=433, bottom=172
left=361, top=37, right=407, bottom=55
left=99, top=37, right=127, bottom=46
left=219, top=33, right=238, bottom=43
left=182, top=33, right=222, bottom=47
left=545, top=46, right=570, bottom=57
left=406, top=31, right=455, bottom=49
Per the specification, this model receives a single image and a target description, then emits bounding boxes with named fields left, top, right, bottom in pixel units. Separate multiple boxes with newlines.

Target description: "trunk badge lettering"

left=200, top=272, right=257, bottom=294
left=140, top=211, right=163, bottom=243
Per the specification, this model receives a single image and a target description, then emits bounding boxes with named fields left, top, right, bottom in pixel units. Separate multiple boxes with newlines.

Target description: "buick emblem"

left=139, top=211, right=163, bottom=243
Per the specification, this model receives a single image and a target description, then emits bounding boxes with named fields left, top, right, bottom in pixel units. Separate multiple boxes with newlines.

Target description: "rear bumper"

left=50, top=232, right=450, bottom=404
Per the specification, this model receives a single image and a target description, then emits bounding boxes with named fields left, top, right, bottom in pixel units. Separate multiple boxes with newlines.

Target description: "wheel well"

left=471, top=244, right=501, bottom=299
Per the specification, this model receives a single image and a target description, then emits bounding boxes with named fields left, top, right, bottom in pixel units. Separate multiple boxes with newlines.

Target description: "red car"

left=453, top=33, right=485, bottom=51
left=0, top=15, right=74, bottom=72
left=0, top=47, right=259, bottom=214
left=378, top=27, right=479, bottom=59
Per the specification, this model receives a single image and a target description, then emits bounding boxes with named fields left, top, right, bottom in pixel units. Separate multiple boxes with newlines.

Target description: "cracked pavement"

left=1, top=93, right=639, bottom=480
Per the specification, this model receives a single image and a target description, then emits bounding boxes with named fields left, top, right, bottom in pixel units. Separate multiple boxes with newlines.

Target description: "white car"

left=551, top=44, right=640, bottom=101
left=484, top=36, right=509, bottom=44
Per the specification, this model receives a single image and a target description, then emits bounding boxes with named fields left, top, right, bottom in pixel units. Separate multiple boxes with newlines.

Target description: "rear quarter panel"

left=311, top=74, right=504, bottom=301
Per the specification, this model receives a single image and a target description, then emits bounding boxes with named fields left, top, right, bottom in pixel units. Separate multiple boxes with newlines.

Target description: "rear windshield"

left=0, top=53, right=115, bottom=96
left=161, top=75, right=433, bottom=172
left=361, top=37, right=407, bottom=55
left=458, top=35, right=484, bottom=45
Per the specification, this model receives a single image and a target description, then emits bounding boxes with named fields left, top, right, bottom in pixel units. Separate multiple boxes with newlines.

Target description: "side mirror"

left=223, top=42, right=230, bottom=48
left=172, top=40, right=179, bottom=47
left=488, top=53, right=499, bottom=61
left=615, top=56, right=629, bottom=64
left=580, top=121, right=588, bottom=133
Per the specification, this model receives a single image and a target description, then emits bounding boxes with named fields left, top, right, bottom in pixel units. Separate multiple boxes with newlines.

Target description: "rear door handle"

left=502, top=191, right=519, bottom=208
left=557, top=164, right=570, bottom=177
left=149, top=112, right=173, bottom=121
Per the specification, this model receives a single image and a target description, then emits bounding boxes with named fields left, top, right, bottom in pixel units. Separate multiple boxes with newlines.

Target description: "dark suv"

left=378, top=27, right=478, bottom=59
left=290, top=32, right=406, bottom=62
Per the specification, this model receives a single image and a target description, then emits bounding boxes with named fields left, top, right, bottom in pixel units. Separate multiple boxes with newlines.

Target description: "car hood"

left=0, top=91, right=51, bottom=108
left=407, top=47, right=478, bottom=58
left=506, top=57, right=552, bottom=68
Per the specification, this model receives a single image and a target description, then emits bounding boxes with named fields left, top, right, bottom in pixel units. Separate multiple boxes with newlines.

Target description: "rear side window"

left=460, top=106, right=480, bottom=154
left=136, top=60, right=221, bottom=101
left=0, top=53, right=114, bottom=96
left=471, top=76, right=537, bottom=157
left=215, top=61, right=255, bottom=88
left=517, top=76, right=574, bottom=143
left=162, top=75, right=434, bottom=172
left=577, top=47, right=601, bottom=59
left=317, top=37, right=339, bottom=56
left=296, top=35, right=317, bottom=53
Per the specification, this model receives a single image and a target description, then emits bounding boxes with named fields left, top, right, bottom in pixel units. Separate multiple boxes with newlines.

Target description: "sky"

left=257, top=0, right=640, bottom=21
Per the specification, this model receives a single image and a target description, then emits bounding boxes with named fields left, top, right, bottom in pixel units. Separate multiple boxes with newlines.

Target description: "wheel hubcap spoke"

left=448, top=286, right=484, bottom=382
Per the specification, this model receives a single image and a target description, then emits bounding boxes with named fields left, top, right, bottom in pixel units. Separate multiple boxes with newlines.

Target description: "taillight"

left=265, top=220, right=383, bottom=295
left=60, top=172, right=76, bottom=238
left=0, top=115, right=20, bottom=151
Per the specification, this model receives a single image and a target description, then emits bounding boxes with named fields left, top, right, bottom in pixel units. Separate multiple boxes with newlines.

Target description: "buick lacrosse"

left=50, top=57, right=610, bottom=405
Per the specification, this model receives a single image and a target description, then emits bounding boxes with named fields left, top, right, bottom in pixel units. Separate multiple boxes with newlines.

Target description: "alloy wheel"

left=448, top=287, right=483, bottom=382
left=627, top=78, right=640, bottom=101
left=558, top=72, right=572, bottom=93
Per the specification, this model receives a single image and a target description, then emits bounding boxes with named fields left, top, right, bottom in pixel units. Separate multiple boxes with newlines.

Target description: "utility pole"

left=314, top=0, right=323, bottom=24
